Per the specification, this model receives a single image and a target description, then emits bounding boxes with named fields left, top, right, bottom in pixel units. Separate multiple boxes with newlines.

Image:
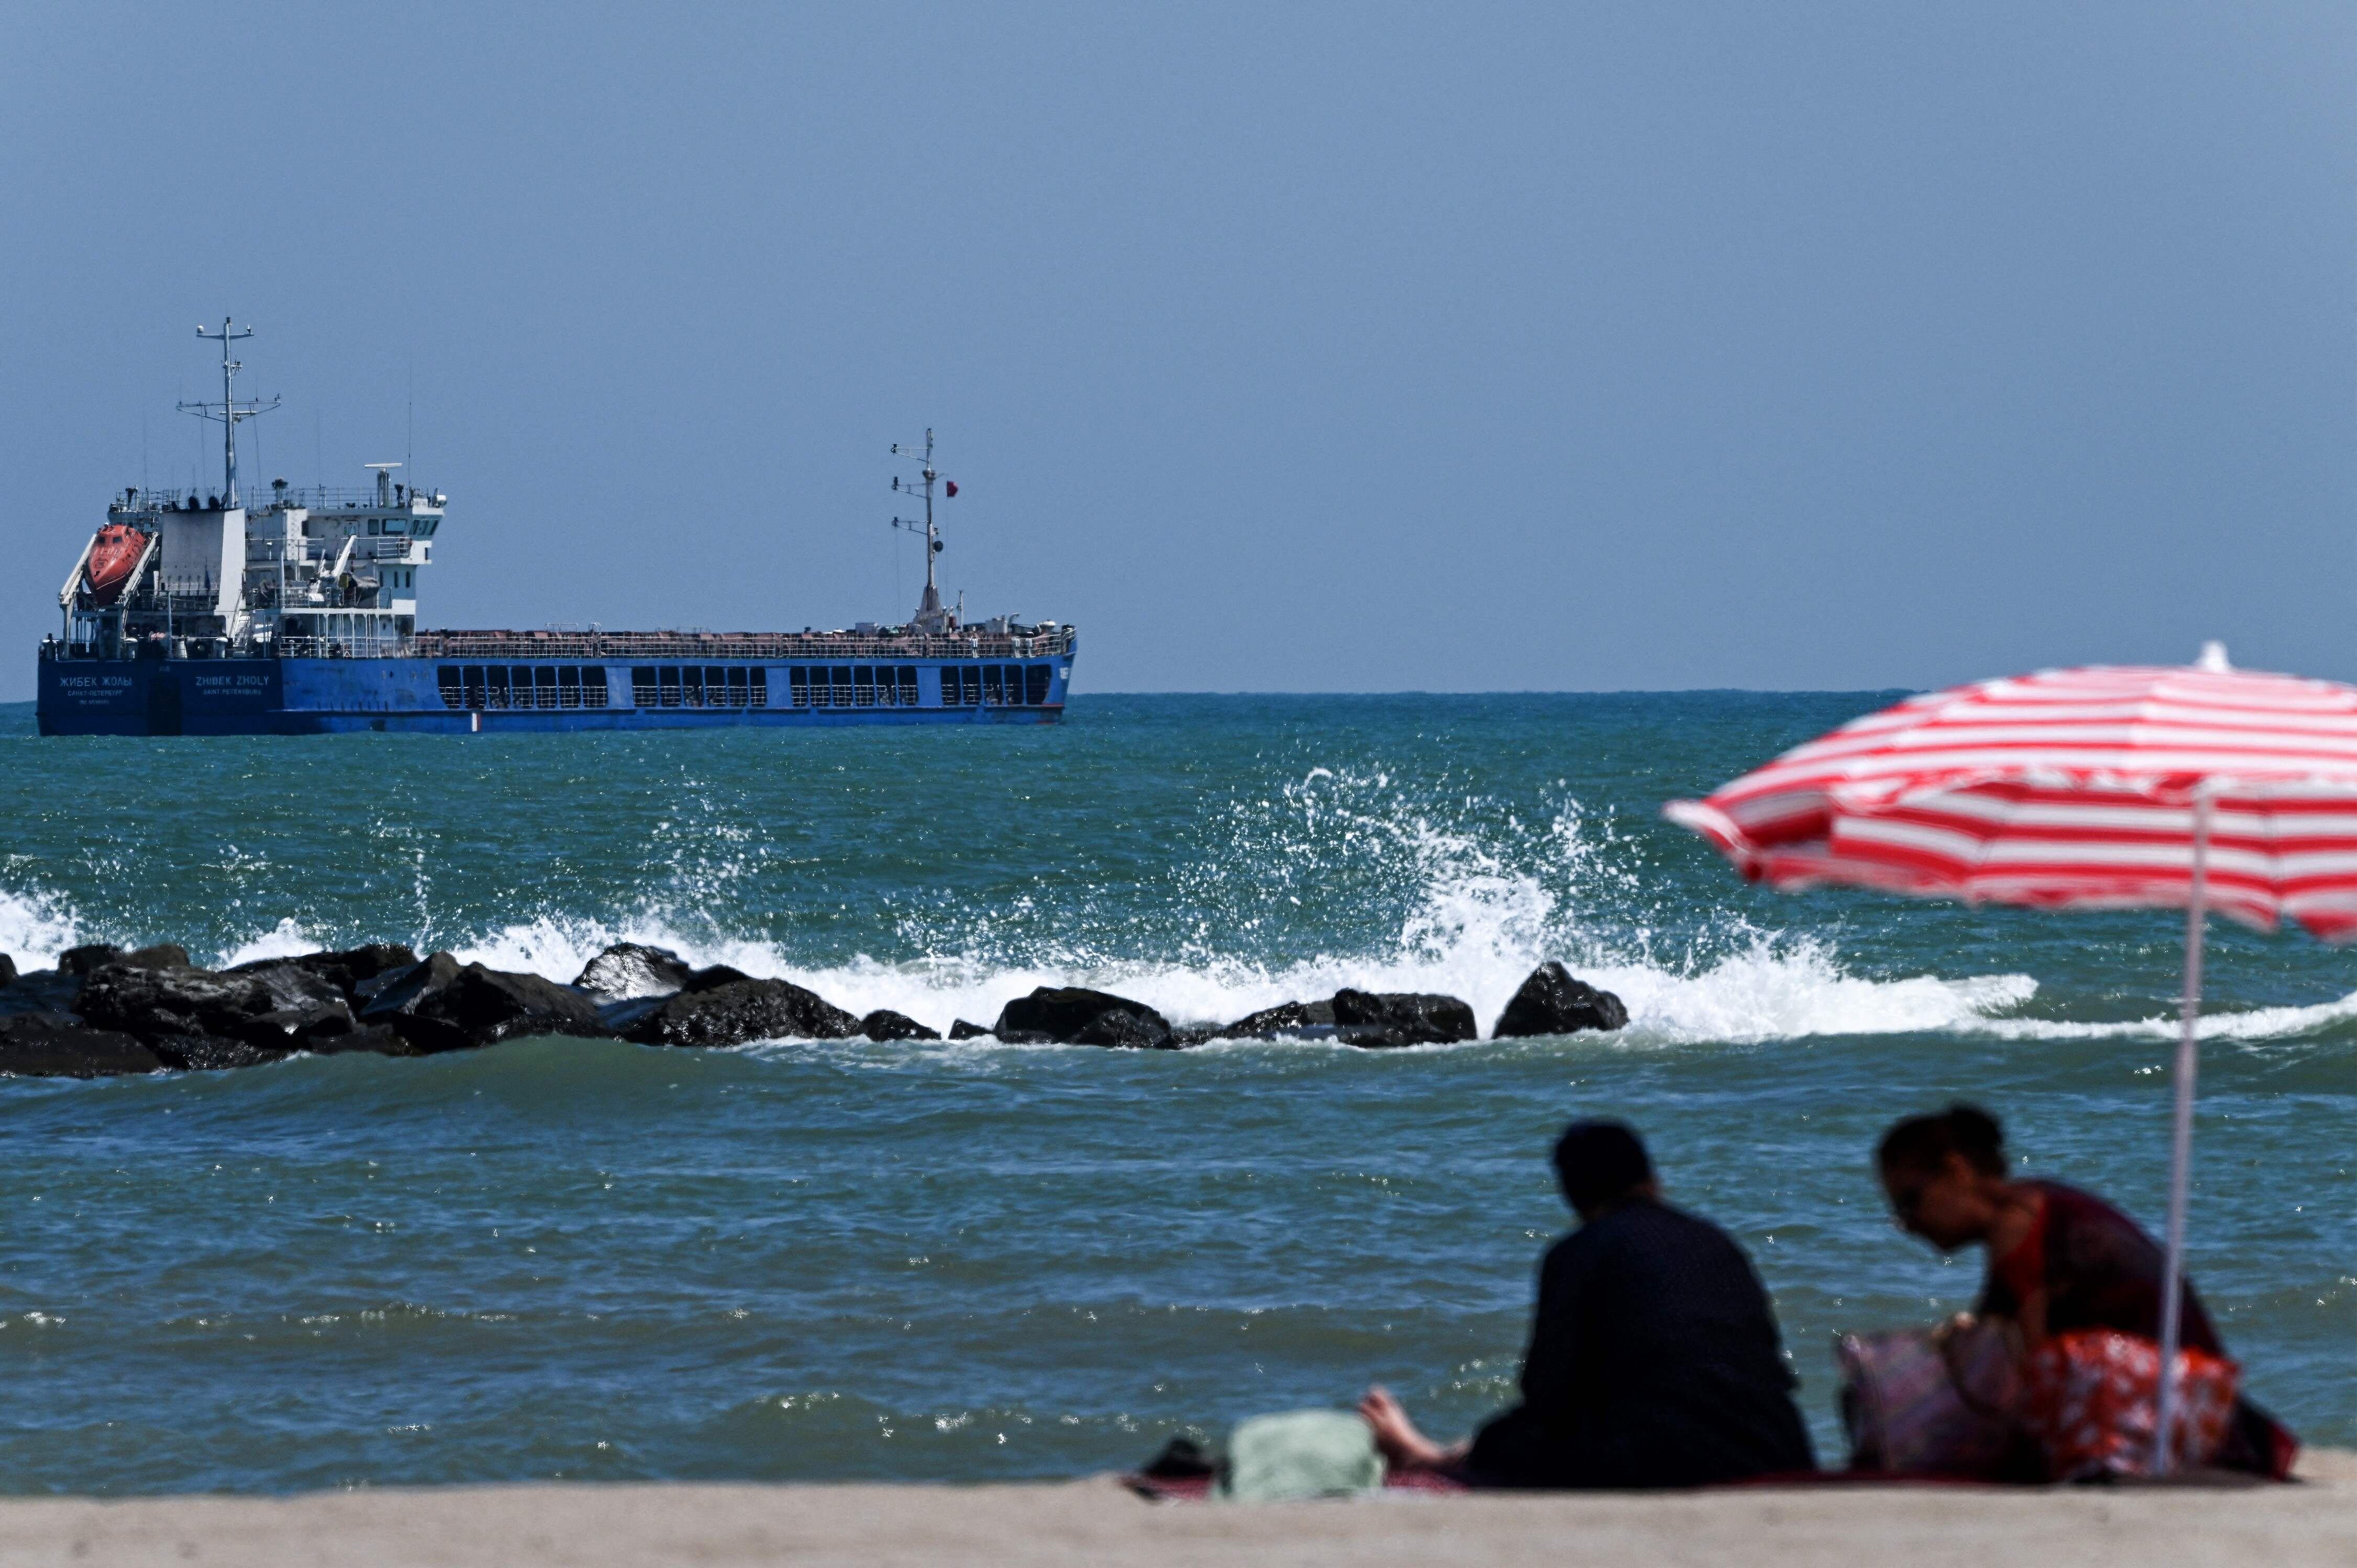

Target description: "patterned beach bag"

left=1835, top=1317, right=2024, bottom=1476
left=2023, top=1329, right=2239, bottom=1480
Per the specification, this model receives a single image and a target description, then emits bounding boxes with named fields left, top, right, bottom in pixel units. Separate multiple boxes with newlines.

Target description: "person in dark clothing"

left=1359, top=1120, right=1816, bottom=1488
left=1876, top=1104, right=2297, bottom=1479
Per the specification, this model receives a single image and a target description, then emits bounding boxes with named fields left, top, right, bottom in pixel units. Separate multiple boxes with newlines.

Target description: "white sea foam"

left=218, top=918, right=325, bottom=968
left=0, top=888, right=81, bottom=967
left=1964, top=990, right=2357, bottom=1045
left=421, top=906, right=2037, bottom=1047
left=0, top=765, right=2338, bottom=1046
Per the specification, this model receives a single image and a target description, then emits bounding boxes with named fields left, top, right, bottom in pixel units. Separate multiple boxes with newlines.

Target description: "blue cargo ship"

left=38, top=325, right=1074, bottom=736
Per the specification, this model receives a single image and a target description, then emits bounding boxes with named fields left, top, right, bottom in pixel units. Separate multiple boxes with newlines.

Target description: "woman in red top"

left=1876, top=1105, right=2295, bottom=1478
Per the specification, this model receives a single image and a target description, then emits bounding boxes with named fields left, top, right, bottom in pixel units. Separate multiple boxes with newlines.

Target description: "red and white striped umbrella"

left=1665, top=646, right=2357, bottom=1472
left=1666, top=654, right=2357, bottom=940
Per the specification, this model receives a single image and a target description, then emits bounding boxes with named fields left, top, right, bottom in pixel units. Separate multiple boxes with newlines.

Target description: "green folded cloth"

left=1215, top=1409, right=1383, bottom=1503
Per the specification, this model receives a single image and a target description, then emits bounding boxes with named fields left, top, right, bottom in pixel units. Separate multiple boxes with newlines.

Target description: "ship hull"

left=37, top=650, right=1074, bottom=736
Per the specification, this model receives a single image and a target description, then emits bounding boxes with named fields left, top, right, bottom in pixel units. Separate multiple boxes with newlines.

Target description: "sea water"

left=0, top=692, right=2346, bottom=1493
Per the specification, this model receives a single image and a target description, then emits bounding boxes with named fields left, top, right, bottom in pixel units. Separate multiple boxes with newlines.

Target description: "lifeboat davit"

left=83, top=523, right=148, bottom=607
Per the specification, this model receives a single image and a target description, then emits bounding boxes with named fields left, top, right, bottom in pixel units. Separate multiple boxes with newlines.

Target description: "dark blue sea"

left=0, top=693, right=2347, bottom=1493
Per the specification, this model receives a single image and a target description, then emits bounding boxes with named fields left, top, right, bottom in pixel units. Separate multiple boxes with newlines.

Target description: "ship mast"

left=178, top=318, right=279, bottom=509
left=890, top=428, right=954, bottom=632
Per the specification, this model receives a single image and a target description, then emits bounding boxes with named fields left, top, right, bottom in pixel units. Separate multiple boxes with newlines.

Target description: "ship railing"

left=411, top=628, right=1079, bottom=660
left=258, top=627, right=1078, bottom=661
left=271, top=636, right=417, bottom=660
left=115, top=486, right=443, bottom=514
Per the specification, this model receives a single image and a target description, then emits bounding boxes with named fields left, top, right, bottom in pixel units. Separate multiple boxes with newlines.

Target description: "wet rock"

left=1224, top=999, right=1336, bottom=1039
left=58, top=944, right=126, bottom=977
left=73, top=959, right=312, bottom=1059
left=0, top=968, right=91, bottom=1019
left=948, top=1019, right=991, bottom=1040
left=594, top=995, right=670, bottom=1035
left=151, top=1034, right=298, bottom=1072
left=1330, top=989, right=1478, bottom=1048
left=624, top=969, right=860, bottom=1047
left=1492, top=962, right=1628, bottom=1039
left=859, top=1009, right=941, bottom=1042
left=357, top=953, right=607, bottom=1054
left=571, top=942, right=694, bottom=1000
left=300, top=1023, right=423, bottom=1058
left=233, top=944, right=419, bottom=1001
left=992, top=987, right=1174, bottom=1048
left=0, top=1014, right=167, bottom=1077
left=0, top=954, right=15, bottom=989
left=117, top=944, right=192, bottom=971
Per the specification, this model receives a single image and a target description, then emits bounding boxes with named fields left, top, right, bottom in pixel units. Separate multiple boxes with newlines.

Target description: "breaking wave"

left=7, top=756, right=2351, bottom=1048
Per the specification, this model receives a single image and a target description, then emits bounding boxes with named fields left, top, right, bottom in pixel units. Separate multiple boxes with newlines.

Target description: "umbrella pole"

left=2153, top=789, right=2212, bottom=1475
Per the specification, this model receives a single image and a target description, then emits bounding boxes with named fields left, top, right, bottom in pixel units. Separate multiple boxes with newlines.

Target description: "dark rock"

left=74, top=960, right=306, bottom=1059
left=948, top=1019, right=991, bottom=1040
left=624, top=976, right=860, bottom=1047
left=678, top=964, right=754, bottom=992
left=1224, top=999, right=1336, bottom=1039
left=1492, top=962, right=1628, bottom=1039
left=301, top=1023, right=424, bottom=1058
left=1168, top=1025, right=1222, bottom=1048
left=858, top=1009, right=941, bottom=1042
left=117, top=944, right=192, bottom=971
left=0, top=968, right=90, bottom=1019
left=0, top=1014, right=167, bottom=1077
left=594, top=995, right=670, bottom=1035
left=1330, top=989, right=1479, bottom=1048
left=571, top=942, right=694, bottom=1000
left=991, top=987, right=1174, bottom=1048
left=233, top=944, right=419, bottom=1001
left=58, top=944, right=125, bottom=977
left=357, top=953, right=607, bottom=1054
left=0, top=954, right=15, bottom=989
left=151, top=1034, right=297, bottom=1072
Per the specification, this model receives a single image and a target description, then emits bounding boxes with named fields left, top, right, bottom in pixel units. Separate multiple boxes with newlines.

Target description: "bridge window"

left=1025, top=664, right=1051, bottom=704
left=632, top=667, right=658, bottom=707
left=436, top=666, right=462, bottom=708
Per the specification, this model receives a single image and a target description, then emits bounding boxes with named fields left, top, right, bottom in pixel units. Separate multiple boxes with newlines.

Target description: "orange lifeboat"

left=83, top=523, right=149, bottom=607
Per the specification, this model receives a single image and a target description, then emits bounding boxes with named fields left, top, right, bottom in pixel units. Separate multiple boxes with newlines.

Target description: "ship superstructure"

left=39, top=326, right=1074, bottom=735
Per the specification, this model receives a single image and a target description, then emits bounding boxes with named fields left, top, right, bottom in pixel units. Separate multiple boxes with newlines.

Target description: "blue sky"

left=5, top=3, right=2352, bottom=694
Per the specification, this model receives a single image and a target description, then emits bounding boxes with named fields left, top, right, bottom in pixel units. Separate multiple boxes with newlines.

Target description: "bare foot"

left=1357, top=1385, right=1449, bottom=1470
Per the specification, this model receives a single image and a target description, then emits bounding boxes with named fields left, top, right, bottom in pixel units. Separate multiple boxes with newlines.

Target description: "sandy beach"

left=0, top=1450, right=2347, bottom=1568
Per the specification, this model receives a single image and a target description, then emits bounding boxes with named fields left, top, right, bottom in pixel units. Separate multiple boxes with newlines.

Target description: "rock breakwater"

left=0, top=943, right=1627, bottom=1078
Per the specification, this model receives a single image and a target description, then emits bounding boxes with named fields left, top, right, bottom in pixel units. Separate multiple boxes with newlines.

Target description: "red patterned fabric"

left=1665, top=663, right=2357, bottom=940
left=2024, top=1329, right=2239, bottom=1479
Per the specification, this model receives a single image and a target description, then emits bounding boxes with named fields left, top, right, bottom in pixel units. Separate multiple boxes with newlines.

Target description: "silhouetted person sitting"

left=1359, top=1120, right=1815, bottom=1488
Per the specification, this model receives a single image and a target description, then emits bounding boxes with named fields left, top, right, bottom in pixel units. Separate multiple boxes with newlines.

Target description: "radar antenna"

left=178, top=318, right=280, bottom=509
left=889, top=428, right=959, bottom=632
